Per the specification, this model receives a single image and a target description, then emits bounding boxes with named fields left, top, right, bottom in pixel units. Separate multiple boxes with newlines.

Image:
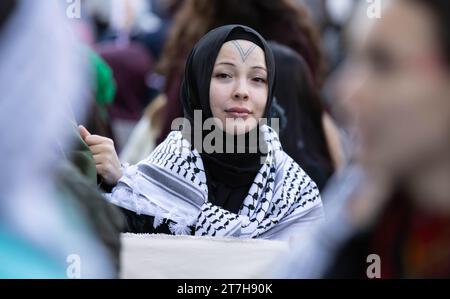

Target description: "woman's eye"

left=253, top=77, right=267, bottom=84
left=367, top=46, right=395, bottom=74
left=215, top=73, right=231, bottom=79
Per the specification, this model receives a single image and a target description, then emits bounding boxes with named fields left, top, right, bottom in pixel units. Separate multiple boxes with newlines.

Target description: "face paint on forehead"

left=231, top=40, right=258, bottom=62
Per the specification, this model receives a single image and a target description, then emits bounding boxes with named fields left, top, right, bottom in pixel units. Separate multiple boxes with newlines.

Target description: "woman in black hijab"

left=180, top=25, right=276, bottom=214
left=81, top=25, right=323, bottom=240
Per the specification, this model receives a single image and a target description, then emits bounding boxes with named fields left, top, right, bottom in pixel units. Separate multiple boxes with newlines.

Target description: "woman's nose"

left=233, top=79, right=249, bottom=100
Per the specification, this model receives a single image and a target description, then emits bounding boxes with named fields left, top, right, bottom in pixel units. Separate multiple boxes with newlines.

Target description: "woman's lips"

left=225, top=107, right=252, bottom=119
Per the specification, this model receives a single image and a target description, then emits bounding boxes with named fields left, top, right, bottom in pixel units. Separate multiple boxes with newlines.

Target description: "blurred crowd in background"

left=0, top=0, right=449, bottom=278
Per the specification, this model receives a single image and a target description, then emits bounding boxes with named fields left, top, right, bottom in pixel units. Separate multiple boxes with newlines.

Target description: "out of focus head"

left=339, top=0, right=450, bottom=177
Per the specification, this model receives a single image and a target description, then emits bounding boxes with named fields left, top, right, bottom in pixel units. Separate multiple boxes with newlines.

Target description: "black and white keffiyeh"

left=106, top=125, right=323, bottom=240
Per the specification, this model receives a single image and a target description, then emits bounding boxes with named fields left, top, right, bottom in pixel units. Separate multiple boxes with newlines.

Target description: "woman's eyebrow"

left=215, top=61, right=236, bottom=67
left=252, top=66, right=267, bottom=72
left=215, top=61, right=266, bottom=72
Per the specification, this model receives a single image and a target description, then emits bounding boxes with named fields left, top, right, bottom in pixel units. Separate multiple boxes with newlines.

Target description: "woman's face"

left=209, top=39, right=268, bottom=135
left=339, top=0, right=450, bottom=176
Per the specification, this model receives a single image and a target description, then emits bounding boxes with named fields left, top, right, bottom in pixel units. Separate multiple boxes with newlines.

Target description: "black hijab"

left=269, top=41, right=334, bottom=190
left=179, top=25, right=276, bottom=213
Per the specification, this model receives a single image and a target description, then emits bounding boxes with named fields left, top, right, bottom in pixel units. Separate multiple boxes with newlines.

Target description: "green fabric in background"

left=89, top=48, right=116, bottom=106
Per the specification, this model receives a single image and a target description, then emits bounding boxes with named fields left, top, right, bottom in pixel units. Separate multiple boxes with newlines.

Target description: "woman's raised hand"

left=78, top=125, right=123, bottom=186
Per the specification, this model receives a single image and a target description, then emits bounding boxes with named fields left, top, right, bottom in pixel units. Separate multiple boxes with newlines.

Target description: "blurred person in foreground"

left=0, top=0, right=121, bottom=278
left=278, top=0, right=450, bottom=278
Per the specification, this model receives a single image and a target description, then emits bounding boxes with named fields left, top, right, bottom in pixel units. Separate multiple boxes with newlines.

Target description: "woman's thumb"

left=78, top=125, right=91, bottom=140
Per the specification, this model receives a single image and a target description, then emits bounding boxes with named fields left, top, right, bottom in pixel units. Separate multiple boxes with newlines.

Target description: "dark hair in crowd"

left=411, top=0, right=450, bottom=66
left=0, top=0, right=16, bottom=30
left=270, top=41, right=333, bottom=190
left=156, top=0, right=325, bottom=86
